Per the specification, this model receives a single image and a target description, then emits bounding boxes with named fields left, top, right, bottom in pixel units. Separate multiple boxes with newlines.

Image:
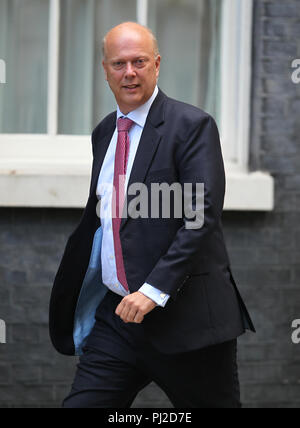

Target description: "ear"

left=155, top=55, right=161, bottom=79
left=102, top=60, right=108, bottom=81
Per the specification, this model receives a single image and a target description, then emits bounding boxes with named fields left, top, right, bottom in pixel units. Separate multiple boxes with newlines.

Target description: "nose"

left=124, top=62, right=136, bottom=79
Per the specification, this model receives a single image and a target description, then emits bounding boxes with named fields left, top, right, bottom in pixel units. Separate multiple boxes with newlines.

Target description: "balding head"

left=102, top=22, right=159, bottom=61
left=102, top=21, right=161, bottom=115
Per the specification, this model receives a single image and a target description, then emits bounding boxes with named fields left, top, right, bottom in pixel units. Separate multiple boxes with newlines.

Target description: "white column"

left=220, top=0, right=253, bottom=171
left=0, top=0, right=8, bottom=132
left=137, top=0, right=148, bottom=26
left=47, top=0, right=60, bottom=136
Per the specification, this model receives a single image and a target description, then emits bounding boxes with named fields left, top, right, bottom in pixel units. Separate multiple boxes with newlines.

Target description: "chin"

left=123, top=95, right=143, bottom=106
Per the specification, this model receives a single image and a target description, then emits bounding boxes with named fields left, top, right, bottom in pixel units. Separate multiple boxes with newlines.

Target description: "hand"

left=115, top=291, right=157, bottom=324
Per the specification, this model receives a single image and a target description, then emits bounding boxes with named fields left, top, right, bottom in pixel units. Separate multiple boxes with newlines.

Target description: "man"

left=49, top=22, right=255, bottom=408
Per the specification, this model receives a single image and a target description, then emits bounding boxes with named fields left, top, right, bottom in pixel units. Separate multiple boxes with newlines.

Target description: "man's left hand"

left=115, top=292, right=157, bottom=324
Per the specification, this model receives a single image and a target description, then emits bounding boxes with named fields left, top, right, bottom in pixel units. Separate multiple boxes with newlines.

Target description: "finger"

left=115, top=301, right=124, bottom=316
left=115, top=297, right=130, bottom=317
left=125, top=307, right=139, bottom=323
left=119, top=304, right=132, bottom=323
left=133, top=311, right=144, bottom=324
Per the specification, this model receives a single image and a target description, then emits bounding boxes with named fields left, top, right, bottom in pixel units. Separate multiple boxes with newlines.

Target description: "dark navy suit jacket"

left=49, top=89, right=255, bottom=356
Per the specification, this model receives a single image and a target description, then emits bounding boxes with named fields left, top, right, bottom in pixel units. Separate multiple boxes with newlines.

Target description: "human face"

left=102, top=28, right=161, bottom=114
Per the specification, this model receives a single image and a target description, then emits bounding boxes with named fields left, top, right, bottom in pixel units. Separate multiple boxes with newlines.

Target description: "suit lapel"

left=88, top=90, right=167, bottom=231
left=120, top=124, right=161, bottom=231
left=120, top=89, right=166, bottom=231
left=89, top=116, right=116, bottom=197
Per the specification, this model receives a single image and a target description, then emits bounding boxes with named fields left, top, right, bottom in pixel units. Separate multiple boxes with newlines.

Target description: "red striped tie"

left=112, top=117, right=134, bottom=292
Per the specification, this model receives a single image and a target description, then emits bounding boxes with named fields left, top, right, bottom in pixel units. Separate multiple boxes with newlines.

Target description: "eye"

left=113, top=61, right=124, bottom=69
left=135, top=59, right=146, bottom=67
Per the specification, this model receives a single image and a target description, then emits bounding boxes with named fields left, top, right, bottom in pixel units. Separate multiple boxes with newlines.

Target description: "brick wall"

left=231, top=0, right=300, bottom=408
left=0, top=0, right=299, bottom=408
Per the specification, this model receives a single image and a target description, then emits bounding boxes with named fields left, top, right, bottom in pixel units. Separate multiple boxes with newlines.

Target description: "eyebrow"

left=110, top=55, right=150, bottom=62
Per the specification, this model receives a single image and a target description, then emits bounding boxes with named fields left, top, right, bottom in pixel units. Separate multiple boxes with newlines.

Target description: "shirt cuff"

left=138, top=283, right=170, bottom=307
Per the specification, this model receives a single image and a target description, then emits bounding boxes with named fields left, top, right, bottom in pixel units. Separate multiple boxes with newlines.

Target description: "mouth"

left=122, top=84, right=140, bottom=91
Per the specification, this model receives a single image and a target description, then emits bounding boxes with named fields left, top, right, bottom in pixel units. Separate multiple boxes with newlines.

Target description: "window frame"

left=0, top=0, right=274, bottom=210
left=220, top=0, right=253, bottom=173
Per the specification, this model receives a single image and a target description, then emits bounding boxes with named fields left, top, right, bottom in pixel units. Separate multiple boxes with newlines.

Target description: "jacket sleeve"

left=145, top=114, right=226, bottom=300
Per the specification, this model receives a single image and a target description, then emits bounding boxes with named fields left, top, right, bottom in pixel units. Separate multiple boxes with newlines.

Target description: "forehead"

left=105, top=29, right=154, bottom=59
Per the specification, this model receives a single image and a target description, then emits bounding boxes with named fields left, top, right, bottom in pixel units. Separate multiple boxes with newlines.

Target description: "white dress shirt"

left=96, top=85, right=170, bottom=307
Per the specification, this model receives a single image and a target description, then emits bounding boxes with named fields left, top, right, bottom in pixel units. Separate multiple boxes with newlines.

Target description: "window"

left=148, top=0, right=222, bottom=124
left=0, top=0, right=49, bottom=133
left=0, top=0, right=221, bottom=135
left=58, top=0, right=137, bottom=135
left=0, top=0, right=274, bottom=210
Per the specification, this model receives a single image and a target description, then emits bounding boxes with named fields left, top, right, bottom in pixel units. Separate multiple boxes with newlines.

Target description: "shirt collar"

left=116, top=85, right=159, bottom=128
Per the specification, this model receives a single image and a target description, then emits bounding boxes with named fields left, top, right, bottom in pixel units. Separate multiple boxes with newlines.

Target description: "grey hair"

left=102, top=22, right=160, bottom=61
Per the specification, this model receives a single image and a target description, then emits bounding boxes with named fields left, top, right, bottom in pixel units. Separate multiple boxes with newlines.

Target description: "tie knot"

left=117, top=117, right=134, bottom=133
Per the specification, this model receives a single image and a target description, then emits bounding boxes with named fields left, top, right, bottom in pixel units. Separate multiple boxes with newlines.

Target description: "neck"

left=118, top=86, right=158, bottom=116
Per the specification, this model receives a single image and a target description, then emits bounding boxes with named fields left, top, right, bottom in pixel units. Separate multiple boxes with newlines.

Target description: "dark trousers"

left=63, top=289, right=241, bottom=408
